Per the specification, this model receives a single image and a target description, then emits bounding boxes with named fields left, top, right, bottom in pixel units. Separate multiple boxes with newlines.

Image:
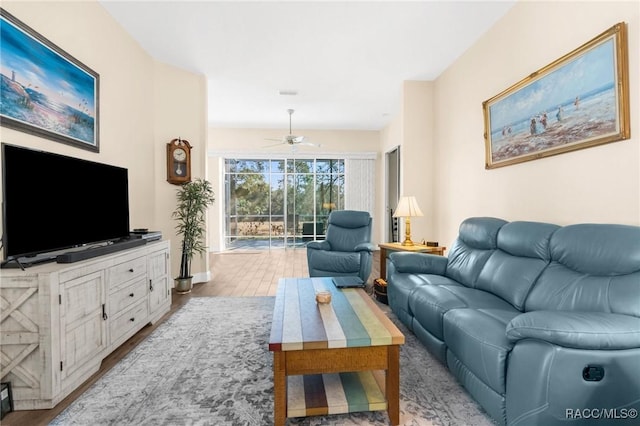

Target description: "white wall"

left=1, top=1, right=208, bottom=281
left=431, top=0, right=639, bottom=248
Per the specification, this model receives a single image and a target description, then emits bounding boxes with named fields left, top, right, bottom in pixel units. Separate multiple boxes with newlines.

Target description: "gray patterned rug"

left=50, top=297, right=493, bottom=425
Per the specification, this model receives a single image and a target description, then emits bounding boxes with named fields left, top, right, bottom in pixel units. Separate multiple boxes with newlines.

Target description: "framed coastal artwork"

left=0, top=8, right=100, bottom=152
left=483, top=22, right=629, bottom=169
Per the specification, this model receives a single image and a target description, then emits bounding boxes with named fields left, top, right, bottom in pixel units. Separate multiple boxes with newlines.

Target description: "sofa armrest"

left=307, top=240, right=331, bottom=251
left=506, top=311, right=640, bottom=350
left=388, top=252, right=448, bottom=275
left=354, top=242, right=374, bottom=252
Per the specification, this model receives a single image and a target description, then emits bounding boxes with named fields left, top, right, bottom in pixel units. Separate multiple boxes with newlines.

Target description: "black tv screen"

left=2, top=143, right=130, bottom=261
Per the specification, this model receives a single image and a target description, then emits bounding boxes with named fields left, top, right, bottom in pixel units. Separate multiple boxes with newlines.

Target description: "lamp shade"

left=393, top=196, right=423, bottom=218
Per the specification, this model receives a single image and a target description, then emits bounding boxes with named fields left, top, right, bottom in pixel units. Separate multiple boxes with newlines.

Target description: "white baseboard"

left=193, top=270, right=211, bottom=284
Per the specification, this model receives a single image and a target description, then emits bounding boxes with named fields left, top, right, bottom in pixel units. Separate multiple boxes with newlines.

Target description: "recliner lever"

left=582, top=365, right=605, bottom=381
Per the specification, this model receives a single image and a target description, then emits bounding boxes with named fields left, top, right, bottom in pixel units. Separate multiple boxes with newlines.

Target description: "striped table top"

left=269, top=277, right=405, bottom=352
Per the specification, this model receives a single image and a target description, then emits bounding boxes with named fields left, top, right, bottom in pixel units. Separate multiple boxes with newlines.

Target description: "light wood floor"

left=3, top=249, right=381, bottom=426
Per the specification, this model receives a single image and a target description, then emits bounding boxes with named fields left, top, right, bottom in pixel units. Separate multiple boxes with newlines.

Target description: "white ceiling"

left=99, top=1, right=515, bottom=131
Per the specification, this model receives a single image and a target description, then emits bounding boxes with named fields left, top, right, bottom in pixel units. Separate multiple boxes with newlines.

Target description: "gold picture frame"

left=483, top=22, right=629, bottom=169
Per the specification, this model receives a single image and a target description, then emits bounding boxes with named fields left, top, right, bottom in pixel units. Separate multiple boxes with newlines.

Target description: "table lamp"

left=393, top=196, right=423, bottom=246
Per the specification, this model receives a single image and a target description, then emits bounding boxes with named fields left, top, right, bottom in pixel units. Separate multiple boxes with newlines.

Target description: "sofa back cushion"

left=445, top=217, right=507, bottom=288
left=525, top=224, right=640, bottom=317
left=476, top=221, right=559, bottom=310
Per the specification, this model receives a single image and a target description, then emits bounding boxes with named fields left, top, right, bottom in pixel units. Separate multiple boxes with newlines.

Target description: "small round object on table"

left=315, top=291, right=332, bottom=304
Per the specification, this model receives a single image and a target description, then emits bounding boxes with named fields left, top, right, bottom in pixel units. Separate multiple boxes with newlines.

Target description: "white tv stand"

left=0, top=240, right=171, bottom=410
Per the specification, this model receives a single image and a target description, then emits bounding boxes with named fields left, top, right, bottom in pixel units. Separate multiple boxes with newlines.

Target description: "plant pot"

left=174, top=276, right=193, bottom=294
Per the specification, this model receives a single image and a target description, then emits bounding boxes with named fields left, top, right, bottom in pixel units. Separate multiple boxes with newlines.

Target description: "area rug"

left=50, top=297, right=494, bottom=425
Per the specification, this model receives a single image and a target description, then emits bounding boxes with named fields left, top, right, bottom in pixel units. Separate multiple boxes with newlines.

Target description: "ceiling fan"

left=264, top=109, right=320, bottom=148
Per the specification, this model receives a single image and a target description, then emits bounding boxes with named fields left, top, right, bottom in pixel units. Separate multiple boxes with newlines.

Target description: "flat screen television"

left=2, top=143, right=130, bottom=265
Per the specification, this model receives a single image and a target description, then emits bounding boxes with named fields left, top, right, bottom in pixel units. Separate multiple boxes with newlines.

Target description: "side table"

left=378, top=242, right=446, bottom=280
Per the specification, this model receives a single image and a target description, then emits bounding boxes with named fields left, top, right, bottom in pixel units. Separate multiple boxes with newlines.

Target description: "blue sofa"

left=387, top=217, right=640, bottom=425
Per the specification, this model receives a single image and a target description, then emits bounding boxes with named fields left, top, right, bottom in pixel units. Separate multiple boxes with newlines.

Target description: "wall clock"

left=166, top=138, right=192, bottom=185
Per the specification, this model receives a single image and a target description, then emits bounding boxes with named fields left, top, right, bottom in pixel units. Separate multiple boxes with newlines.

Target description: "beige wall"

left=378, top=114, right=402, bottom=242
left=207, top=127, right=379, bottom=250
left=378, top=82, right=436, bottom=247
left=399, top=81, right=435, bottom=244
left=430, top=0, right=639, bottom=248
left=0, top=2, right=207, bottom=281
left=153, top=63, right=208, bottom=283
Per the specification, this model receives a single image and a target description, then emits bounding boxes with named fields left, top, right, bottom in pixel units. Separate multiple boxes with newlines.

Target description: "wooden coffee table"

left=269, top=277, right=405, bottom=425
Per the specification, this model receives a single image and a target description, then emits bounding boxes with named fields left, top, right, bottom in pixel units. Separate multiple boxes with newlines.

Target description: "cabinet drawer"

left=107, top=256, right=146, bottom=289
left=110, top=299, right=148, bottom=345
left=108, top=277, right=147, bottom=317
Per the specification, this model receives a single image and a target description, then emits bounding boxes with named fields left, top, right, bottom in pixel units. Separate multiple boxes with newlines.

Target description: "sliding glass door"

left=224, top=158, right=344, bottom=250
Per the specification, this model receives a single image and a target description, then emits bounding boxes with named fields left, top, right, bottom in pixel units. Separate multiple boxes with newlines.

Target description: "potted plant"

left=173, top=178, right=215, bottom=293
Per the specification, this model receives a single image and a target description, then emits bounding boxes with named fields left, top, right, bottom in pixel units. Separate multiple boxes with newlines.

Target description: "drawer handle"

left=128, top=268, right=134, bottom=273
left=129, top=293, right=135, bottom=298
left=102, top=304, right=108, bottom=321
left=130, top=317, right=135, bottom=322
left=149, top=279, right=154, bottom=292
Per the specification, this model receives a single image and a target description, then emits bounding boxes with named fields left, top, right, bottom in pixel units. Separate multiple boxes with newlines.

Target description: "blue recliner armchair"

left=306, top=210, right=374, bottom=283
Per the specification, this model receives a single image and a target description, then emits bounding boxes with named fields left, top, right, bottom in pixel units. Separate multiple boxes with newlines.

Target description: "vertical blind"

left=345, top=158, right=376, bottom=220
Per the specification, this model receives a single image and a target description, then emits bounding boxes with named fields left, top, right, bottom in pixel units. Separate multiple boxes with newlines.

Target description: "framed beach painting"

left=0, top=8, right=99, bottom=152
left=483, top=22, right=629, bottom=169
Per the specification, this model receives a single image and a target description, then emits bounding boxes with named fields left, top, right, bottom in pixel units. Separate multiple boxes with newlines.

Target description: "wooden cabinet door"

left=59, top=270, right=107, bottom=381
left=148, top=249, right=170, bottom=315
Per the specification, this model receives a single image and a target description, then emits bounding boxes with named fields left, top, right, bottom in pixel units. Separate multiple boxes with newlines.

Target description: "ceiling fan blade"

left=262, top=109, right=315, bottom=149
left=264, top=142, right=285, bottom=148
left=299, top=141, right=321, bottom=148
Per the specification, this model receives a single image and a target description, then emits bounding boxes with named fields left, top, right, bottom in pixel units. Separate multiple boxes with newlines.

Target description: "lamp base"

left=401, top=217, right=415, bottom=246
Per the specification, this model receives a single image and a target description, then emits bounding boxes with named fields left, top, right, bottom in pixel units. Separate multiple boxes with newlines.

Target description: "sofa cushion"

left=445, top=217, right=507, bottom=287
left=444, top=217, right=507, bottom=288
left=445, top=242, right=493, bottom=289
left=550, top=223, right=640, bottom=275
left=410, top=285, right=516, bottom=341
left=475, top=251, right=548, bottom=311
left=387, top=272, right=461, bottom=328
left=458, top=217, right=508, bottom=249
left=444, top=308, right=520, bottom=395
left=306, top=250, right=361, bottom=274
left=525, top=224, right=640, bottom=317
left=495, top=221, right=558, bottom=260
left=475, top=221, right=558, bottom=310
